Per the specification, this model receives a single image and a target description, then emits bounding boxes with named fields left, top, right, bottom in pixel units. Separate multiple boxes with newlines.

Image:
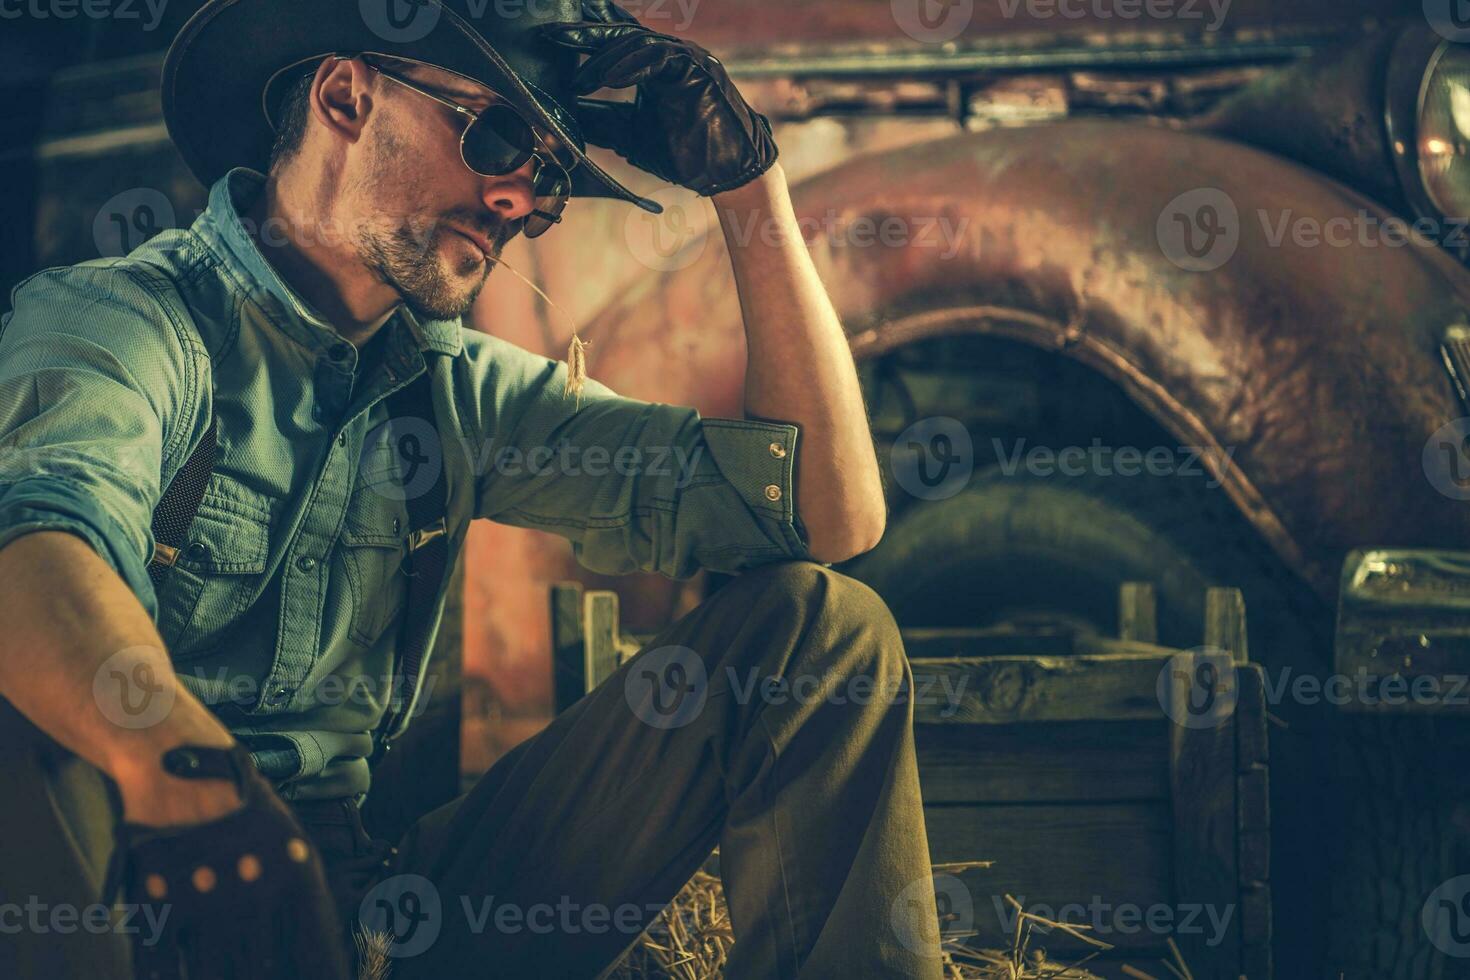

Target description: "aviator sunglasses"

left=339, top=55, right=575, bottom=239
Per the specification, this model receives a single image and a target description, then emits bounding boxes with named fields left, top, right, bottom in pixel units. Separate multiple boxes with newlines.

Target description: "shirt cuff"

left=699, top=417, right=814, bottom=562
left=0, top=481, right=156, bottom=617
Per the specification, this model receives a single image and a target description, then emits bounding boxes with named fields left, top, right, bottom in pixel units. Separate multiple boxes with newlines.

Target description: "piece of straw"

left=488, top=253, right=590, bottom=407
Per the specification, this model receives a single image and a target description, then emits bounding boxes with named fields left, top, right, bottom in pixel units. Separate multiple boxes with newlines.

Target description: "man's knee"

left=737, top=560, right=906, bottom=680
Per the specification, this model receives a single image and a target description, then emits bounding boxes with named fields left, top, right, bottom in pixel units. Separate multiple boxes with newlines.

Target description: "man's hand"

left=538, top=1, right=778, bottom=196
left=109, top=743, right=351, bottom=980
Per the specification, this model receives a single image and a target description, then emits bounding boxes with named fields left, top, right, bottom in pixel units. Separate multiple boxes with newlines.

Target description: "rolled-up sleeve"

left=0, top=265, right=200, bottom=615
left=461, top=332, right=813, bottom=579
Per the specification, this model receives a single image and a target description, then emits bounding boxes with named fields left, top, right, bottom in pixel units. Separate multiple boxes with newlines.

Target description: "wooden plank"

left=583, top=591, right=623, bottom=692
left=1239, top=884, right=1273, bottom=978
left=910, top=654, right=1171, bottom=724
left=915, top=720, right=1170, bottom=803
left=1235, top=664, right=1269, bottom=771
left=1119, top=582, right=1159, bottom=644
left=1168, top=648, right=1242, bottom=979
left=1204, top=586, right=1249, bottom=663
left=902, top=626, right=1079, bottom=659
left=923, top=802, right=1174, bottom=952
left=550, top=582, right=586, bottom=713
left=1234, top=664, right=1272, bottom=976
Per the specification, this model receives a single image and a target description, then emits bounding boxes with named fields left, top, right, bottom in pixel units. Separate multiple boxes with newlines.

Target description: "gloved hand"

left=538, top=0, right=779, bottom=196
left=104, top=743, right=351, bottom=980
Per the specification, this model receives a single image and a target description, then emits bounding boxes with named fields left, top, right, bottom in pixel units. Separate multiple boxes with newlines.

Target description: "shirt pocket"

left=339, top=486, right=409, bottom=647
left=154, top=474, right=273, bottom=660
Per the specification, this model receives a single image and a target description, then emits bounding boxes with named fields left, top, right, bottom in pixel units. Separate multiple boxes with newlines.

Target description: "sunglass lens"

left=523, top=168, right=571, bottom=239
left=462, top=105, right=535, bottom=175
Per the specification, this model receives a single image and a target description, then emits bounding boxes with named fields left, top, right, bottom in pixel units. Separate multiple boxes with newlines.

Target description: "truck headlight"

left=1387, top=27, right=1470, bottom=231
left=1417, top=43, right=1470, bottom=222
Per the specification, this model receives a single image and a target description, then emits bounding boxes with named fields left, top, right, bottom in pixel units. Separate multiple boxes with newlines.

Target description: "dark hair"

left=267, top=70, right=317, bottom=173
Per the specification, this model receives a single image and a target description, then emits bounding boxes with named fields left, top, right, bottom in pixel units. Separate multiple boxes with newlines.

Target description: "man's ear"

left=309, top=56, right=375, bottom=146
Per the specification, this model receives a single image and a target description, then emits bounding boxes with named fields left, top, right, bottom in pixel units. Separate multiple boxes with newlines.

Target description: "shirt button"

left=337, top=432, right=347, bottom=447
left=764, top=484, right=782, bottom=501
left=768, top=442, right=787, bottom=459
left=392, top=517, right=401, bottom=534
left=185, top=541, right=209, bottom=562
left=270, top=686, right=292, bottom=704
left=296, top=556, right=318, bottom=572
left=312, top=405, right=324, bottom=422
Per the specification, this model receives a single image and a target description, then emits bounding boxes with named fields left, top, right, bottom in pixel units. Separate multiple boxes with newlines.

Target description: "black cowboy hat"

left=162, top=0, right=662, bottom=214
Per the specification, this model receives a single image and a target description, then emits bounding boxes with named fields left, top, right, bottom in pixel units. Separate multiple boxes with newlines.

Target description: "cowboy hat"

left=162, top=0, right=662, bottom=214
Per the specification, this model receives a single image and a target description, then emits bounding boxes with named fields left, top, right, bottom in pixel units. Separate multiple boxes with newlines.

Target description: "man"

left=0, top=0, right=941, bottom=976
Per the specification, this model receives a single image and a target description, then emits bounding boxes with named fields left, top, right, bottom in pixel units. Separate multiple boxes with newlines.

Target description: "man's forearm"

left=713, top=164, right=887, bottom=563
left=0, top=531, right=240, bottom=824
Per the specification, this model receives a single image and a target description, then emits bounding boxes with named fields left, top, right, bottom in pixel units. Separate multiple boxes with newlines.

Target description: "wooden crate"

left=550, top=581, right=1271, bottom=979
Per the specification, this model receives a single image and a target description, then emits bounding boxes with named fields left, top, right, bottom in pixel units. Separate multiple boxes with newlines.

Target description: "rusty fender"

left=579, top=121, right=1470, bottom=598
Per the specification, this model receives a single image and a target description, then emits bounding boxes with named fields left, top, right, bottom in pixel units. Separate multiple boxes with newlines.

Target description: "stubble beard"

left=361, top=218, right=497, bottom=321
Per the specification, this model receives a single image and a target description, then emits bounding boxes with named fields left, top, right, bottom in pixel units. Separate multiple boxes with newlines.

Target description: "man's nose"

left=481, top=157, right=539, bottom=223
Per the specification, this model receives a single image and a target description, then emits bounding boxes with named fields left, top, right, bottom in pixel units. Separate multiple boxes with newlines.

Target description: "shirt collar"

left=195, top=167, right=465, bottom=360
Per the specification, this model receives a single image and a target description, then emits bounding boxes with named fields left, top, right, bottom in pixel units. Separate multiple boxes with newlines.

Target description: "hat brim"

left=162, top=0, right=662, bottom=215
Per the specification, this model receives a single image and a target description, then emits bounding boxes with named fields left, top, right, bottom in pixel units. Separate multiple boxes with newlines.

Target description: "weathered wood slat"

left=909, top=654, right=1171, bottom=724
left=583, top=591, right=624, bottom=693
left=915, top=720, right=1169, bottom=803
left=924, top=802, right=1173, bottom=951
left=1204, top=586, right=1249, bottom=663
left=1119, top=582, right=1159, bottom=645
left=551, top=582, right=586, bottom=713
left=1169, top=650, right=1242, bottom=978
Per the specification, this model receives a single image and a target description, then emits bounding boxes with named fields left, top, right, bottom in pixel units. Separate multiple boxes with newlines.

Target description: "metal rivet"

left=192, top=866, right=217, bottom=893
left=238, top=854, right=262, bottom=882
left=185, top=542, right=208, bottom=561
left=768, top=441, right=787, bottom=459
left=764, top=484, right=782, bottom=501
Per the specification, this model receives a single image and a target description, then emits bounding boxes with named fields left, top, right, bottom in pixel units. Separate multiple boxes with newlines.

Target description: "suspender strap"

left=372, top=366, right=451, bottom=761
left=147, top=417, right=218, bottom=586
left=144, top=365, right=449, bottom=763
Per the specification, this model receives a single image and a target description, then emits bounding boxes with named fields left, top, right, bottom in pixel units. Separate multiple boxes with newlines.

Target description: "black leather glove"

left=104, top=744, right=352, bottom=980
left=538, top=0, right=779, bottom=196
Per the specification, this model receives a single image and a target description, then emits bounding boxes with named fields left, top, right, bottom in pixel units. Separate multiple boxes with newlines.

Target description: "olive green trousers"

left=0, top=560, right=943, bottom=978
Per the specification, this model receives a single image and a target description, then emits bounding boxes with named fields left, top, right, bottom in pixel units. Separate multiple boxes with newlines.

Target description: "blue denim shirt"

left=0, top=168, right=812, bottom=799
